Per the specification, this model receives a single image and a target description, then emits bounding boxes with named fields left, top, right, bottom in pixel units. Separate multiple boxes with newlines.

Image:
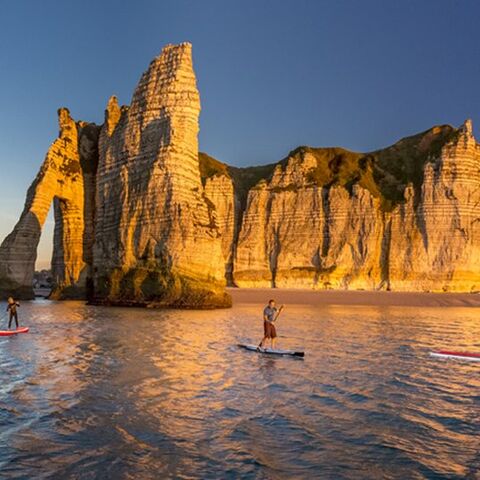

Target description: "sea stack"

left=0, top=43, right=231, bottom=308
left=92, top=43, right=231, bottom=308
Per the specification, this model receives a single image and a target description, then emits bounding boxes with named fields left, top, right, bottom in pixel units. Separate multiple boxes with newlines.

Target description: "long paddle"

left=273, top=304, right=284, bottom=323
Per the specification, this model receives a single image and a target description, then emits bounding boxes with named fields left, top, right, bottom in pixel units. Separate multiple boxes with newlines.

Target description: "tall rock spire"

left=92, top=42, right=231, bottom=307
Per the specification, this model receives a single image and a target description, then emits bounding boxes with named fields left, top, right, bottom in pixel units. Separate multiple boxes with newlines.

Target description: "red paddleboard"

left=0, top=327, right=29, bottom=336
left=430, top=350, right=480, bottom=362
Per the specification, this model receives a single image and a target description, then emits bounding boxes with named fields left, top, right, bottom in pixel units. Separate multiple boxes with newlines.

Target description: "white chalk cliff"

left=1, top=43, right=479, bottom=306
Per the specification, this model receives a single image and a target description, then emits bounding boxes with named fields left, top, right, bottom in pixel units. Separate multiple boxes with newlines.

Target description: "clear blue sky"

left=0, top=0, right=479, bottom=268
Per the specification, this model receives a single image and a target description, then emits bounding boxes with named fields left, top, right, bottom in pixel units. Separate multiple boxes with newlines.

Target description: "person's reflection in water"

left=259, top=357, right=277, bottom=383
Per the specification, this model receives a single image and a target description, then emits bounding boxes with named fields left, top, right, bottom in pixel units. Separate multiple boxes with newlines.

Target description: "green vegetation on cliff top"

left=199, top=152, right=278, bottom=208
left=198, top=124, right=458, bottom=211
left=198, top=152, right=229, bottom=184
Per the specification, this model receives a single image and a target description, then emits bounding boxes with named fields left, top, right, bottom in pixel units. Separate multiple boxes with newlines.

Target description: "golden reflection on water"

left=1, top=299, right=480, bottom=478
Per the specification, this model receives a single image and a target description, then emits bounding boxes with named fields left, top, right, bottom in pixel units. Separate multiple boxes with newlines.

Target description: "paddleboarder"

left=258, top=299, right=284, bottom=350
left=6, top=297, right=20, bottom=330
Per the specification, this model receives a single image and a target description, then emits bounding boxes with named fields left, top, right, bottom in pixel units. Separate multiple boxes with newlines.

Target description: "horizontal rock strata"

left=1, top=42, right=479, bottom=303
left=92, top=43, right=230, bottom=308
left=202, top=123, right=480, bottom=293
left=0, top=109, right=99, bottom=299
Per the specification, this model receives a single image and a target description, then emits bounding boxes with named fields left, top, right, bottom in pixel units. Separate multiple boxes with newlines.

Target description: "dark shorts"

left=263, top=321, right=277, bottom=339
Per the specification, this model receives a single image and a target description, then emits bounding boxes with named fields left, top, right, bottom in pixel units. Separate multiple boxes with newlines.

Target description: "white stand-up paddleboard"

left=430, top=350, right=480, bottom=362
left=238, top=344, right=304, bottom=357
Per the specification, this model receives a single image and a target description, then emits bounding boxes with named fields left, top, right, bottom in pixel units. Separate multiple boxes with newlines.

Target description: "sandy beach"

left=228, top=288, right=480, bottom=308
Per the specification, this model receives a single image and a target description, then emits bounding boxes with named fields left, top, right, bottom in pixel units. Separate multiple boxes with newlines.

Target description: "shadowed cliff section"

left=199, top=152, right=278, bottom=285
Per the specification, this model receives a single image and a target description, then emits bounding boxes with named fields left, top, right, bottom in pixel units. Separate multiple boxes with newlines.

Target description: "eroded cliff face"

left=1, top=42, right=479, bottom=302
left=232, top=149, right=387, bottom=289
left=227, top=122, right=480, bottom=292
left=92, top=43, right=230, bottom=307
left=389, top=121, right=480, bottom=291
left=0, top=43, right=231, bottom=306
left=0, top=109, right=99, bottom=299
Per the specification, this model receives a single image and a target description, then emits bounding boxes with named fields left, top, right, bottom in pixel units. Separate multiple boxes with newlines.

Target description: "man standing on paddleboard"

left=258, top=299, right=284, bottom=350
left=7, top=297, right=20, bottom=330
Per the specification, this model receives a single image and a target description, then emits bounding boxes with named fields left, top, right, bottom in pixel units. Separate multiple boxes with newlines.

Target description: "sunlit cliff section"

left=0, top=109, right=99, bottom=299
left=91, top=43, right=231, bottom=308
left=1, top=42, right=479, bottom=303
left=202, top=123, right=480, bottom=292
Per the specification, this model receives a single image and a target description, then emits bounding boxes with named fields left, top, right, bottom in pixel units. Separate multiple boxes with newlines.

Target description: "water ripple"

left=0, top=300, right=479, bottom=478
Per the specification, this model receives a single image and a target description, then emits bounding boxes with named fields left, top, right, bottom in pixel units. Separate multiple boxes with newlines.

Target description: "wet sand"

left=228, top=287, right=480, bottom=308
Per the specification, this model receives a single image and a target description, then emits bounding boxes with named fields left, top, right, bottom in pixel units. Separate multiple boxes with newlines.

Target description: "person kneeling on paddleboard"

left=258, top=299, right=284, bottom=350
left=7, top=297, right=20, bottom=330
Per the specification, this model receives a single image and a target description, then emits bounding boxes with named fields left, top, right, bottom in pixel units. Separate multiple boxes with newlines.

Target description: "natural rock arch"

left=0, top=109, right=99, bottom=299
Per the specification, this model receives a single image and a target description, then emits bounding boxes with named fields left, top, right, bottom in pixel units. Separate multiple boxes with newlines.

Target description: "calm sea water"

left=1, top=299, right=479, bottom=479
